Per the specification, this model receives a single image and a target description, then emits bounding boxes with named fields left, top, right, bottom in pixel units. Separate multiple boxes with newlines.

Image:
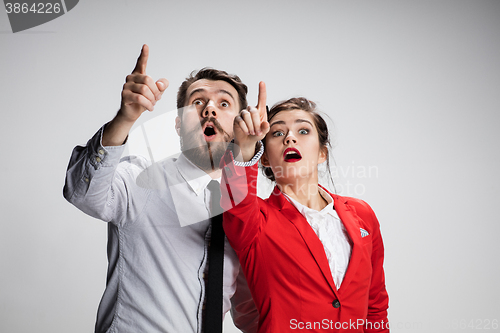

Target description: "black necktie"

left=204, top=180, right=225, bottom=332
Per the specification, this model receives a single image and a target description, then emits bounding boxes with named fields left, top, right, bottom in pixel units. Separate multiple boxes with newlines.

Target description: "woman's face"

left=262, top=109, right=327, bottom=186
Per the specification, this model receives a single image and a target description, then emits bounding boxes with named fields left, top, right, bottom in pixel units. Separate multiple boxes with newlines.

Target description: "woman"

left=220, top=89, right=389, bottom=332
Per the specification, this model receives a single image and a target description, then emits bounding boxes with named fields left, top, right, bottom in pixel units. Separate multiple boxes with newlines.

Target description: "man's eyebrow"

left=187, top=88, right=235, bottom=101
left=218, top=89, right=235, bottom=101
left=269, top=119, right=313, bottom=128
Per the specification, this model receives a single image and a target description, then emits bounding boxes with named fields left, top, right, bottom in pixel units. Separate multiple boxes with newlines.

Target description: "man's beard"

left=179, top=117, right=232, bottom=172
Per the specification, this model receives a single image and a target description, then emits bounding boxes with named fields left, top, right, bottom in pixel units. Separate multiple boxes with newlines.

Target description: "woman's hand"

left=233, top=81, right=269, bottom=162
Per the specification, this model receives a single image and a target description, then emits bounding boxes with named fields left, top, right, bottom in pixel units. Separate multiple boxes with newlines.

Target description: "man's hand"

left=102, top=45, right=169, bottom=146
left=233, top=82, right=269, bottom=162
left=119, top=44, right=169, bottom=121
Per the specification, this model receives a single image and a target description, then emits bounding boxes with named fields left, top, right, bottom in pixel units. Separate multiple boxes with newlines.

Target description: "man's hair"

left=176, top=68, right=248, bottom=116
left=262, top=97, right=332, bottom=182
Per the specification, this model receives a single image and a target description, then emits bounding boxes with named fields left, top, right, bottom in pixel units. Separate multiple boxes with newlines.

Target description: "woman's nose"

left=285, top=132, right=297, bottom=144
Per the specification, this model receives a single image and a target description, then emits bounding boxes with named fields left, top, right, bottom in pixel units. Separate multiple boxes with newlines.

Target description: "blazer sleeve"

left=357, top=200, right=390, bottom=333
left=230, top=266, right=259, bottom=333
left=219, top=148, right=266, bottom=252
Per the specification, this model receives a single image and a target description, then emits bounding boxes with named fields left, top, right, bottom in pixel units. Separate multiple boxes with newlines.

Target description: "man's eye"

left=298, top=129, right=309, bottom=135
left=193, top=100, right=204, bottom=106
left=221, top=101, right=229, bottom=108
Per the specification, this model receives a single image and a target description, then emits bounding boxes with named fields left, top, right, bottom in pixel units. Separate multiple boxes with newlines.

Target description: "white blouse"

left=283, top=187, right=353, bottom=289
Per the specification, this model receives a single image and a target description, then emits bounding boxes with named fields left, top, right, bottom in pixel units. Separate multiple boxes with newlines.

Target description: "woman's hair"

left=261, top=97, right=332, bottom=184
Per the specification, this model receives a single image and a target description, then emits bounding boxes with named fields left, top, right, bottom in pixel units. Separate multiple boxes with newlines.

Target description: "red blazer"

left=220, top=153, right=389, bottom=332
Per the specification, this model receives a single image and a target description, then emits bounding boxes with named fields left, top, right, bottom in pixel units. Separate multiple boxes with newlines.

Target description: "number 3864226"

left=5, top=3, right=62, bottom=14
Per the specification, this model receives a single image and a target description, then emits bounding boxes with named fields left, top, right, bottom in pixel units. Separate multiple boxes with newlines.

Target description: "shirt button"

left=84, top=177, right=89, bottom=183
left=95, top=156, right=102, bottom=163
left=98, top=149, right=105, bottom=155
left=332, top=300, right=340, bottom=308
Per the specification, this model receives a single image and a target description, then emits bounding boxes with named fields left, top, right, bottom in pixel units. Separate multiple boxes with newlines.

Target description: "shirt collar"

left=282, top=186, right=335, bottom=218
left=176, top=153, right=220, bottom=196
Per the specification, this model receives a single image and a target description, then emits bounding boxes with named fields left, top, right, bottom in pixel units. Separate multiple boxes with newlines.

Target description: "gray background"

left=1, top=0, right=499, bottom=332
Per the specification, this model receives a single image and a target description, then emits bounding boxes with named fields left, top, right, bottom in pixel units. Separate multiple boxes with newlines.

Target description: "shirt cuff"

left=233, top=141, right=264, bottom=167
left=87, top=124, right=126, bottom=170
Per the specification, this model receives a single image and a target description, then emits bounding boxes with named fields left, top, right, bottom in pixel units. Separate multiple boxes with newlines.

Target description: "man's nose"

left=202, top=100, right=217, bottom=118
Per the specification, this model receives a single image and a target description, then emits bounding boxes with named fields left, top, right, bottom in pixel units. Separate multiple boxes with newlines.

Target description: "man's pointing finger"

left=132, top=44, right=149, bottom=74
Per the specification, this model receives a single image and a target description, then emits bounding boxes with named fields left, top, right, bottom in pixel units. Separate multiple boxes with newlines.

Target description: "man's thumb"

left=156, top=78, right=169, bottom=92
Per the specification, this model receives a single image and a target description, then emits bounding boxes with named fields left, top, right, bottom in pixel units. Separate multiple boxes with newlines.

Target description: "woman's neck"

left=277, top=177, right=328, bottom=211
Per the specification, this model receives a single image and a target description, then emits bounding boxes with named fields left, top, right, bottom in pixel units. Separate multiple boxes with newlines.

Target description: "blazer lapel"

left=332, top=194, right=363, bottom=292
left=268, top=186, right=338, bottom=295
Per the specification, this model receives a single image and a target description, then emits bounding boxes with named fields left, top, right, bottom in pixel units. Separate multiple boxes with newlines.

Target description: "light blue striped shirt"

left=63, top=126, right=257, bottom=333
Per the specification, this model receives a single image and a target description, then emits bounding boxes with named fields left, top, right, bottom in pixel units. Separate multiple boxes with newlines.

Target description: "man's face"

left=176, top=79, right=241, bottom=171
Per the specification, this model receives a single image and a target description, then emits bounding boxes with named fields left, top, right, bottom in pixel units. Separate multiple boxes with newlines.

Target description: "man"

left=63, top=45, right=260, bottom=333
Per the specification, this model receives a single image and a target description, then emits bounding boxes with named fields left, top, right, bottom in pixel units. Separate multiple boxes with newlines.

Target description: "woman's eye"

left=299, top=129, right=309, bottom=135
left=273, top=131, right=284, bottom=137
left=221, top=101, right=229, bottom=107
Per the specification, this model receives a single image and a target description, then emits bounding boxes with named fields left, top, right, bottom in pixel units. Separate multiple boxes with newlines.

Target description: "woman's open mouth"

left=283, top=148, right=302, bottom=162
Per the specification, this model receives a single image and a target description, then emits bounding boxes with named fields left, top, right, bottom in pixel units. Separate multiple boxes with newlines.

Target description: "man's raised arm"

left=63, top=45, right=168, bottom=223
left=103, top=44, right=169, bottom=146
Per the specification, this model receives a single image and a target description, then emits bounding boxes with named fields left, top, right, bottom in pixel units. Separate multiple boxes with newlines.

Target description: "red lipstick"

left=283, top=148, right=302, bottom=162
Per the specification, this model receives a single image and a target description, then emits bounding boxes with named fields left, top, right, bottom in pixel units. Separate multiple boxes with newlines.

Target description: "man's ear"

left=318, top=145, right=328, bottom=164
left=260, top=151, right=270, bottom=167
left=175, top=116, right=181, bottom=137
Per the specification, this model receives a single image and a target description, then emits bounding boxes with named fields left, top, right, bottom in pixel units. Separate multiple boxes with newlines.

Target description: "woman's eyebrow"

left=295, top=119, right=313, bottom=126
left=269, top=119, right=313, bottom=128
left=269, top=120, right=286, bottom=128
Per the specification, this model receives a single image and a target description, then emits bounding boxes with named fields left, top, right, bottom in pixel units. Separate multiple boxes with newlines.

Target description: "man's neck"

left=207, top=169, right=222, bottom=179
left=183, top=153, right=222, bottom=179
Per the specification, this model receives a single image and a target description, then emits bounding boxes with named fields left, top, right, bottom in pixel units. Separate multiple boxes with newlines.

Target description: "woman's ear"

left=260, top=151, right=270, bottom=167
left=318, top=145, right=328, bottom=164
left=175, top=116, right=181, bottom=137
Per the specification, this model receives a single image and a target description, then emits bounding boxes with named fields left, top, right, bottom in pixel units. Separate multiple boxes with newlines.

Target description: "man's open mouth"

left=203, top=123, right=217, bottom=139
left=283, top=148, right=302, bottom=162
